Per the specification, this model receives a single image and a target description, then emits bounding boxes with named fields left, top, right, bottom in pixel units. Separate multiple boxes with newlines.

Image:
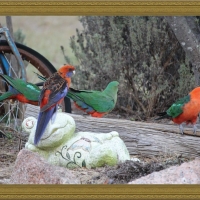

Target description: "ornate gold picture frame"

left=1, top=1, right=200, bottom=199
left=1, top=1, right=200, bottom=16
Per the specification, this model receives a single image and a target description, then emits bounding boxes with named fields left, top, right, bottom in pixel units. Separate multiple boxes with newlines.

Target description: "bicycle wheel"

left=0, top=40, right=69, bottom=136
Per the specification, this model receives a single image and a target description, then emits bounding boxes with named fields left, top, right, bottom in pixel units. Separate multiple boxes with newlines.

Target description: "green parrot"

left=67, top=81, right=119, bottom=117
left=0, top=73, right=40, bottom=106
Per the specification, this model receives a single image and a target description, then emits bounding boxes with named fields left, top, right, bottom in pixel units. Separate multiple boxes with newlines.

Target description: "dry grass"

left=0, top=16, right=83, bottom=68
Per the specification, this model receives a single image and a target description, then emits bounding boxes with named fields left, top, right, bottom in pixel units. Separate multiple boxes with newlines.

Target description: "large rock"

left=129, top=158, right=200, bottom=184
left=23, top=112, right=130, bottom=169
left=9, top=149, right=80, bottom=184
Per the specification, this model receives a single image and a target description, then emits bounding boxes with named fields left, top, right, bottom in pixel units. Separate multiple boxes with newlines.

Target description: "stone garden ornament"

left=23, top=112, right=130, bottom=169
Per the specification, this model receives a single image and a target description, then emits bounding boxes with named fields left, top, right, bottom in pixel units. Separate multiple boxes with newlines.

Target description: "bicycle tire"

left=0, top=40, right=71, bottom=112
left=0, top=40, right=56, bottom=76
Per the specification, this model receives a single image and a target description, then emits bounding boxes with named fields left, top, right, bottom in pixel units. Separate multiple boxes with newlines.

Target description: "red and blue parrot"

left=34, top=64, right=75, bottom=145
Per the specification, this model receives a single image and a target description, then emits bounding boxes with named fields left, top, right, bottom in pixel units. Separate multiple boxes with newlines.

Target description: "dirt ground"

left=0, top=127, right=27, bottom=183
left=71, top=155, right=192, bottom=184
left=0, top=118, right=193, bottom=184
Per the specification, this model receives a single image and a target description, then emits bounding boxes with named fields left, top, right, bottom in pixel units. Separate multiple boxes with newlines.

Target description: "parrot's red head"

left=58, top=64, right=75, bottom=87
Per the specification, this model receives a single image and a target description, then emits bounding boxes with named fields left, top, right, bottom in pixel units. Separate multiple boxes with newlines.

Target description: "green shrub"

left=65, top=16, right=195, bottom=119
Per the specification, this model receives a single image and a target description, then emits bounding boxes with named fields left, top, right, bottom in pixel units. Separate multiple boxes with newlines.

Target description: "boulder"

left=9, top=149, right=80, bottom=184
left=129, top=158, right=200, bottom=184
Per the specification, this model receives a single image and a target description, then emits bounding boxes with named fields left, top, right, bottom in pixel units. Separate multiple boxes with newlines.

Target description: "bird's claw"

left=193, top=125, right=197, bottom=135
left=179, top=124, right=184, bottom=135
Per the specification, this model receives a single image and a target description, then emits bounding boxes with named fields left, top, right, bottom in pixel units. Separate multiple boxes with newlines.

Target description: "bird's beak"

left=73, top=70, right=76, bottom=75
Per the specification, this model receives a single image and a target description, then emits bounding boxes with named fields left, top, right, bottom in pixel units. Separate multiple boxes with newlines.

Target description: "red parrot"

left=34, top=64, right=75, bottom=145
left=156, top=87, right=200, bottom=135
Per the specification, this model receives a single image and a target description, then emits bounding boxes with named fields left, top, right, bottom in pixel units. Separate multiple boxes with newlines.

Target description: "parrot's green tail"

left=34, top=72, right=46, bottom=81
left=0, top=91, right=13, bottom=101
left=155, top=112, right=171, bottom=120
left=34, top=72, right=46, bottom=86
